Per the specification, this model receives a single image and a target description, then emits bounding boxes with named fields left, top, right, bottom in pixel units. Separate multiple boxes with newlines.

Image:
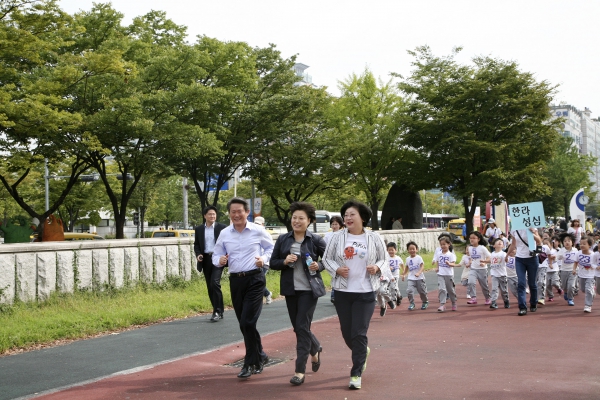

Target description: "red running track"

left=35, top=285, right=600, bottom=400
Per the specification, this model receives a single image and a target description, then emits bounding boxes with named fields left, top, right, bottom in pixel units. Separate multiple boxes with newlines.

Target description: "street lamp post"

left=44, top=158, right=50, bottom=212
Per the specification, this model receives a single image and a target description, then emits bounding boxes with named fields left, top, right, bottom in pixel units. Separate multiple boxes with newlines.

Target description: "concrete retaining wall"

left=0, top=239, right=196, bottom=304
left=0, top=229, right=446, bottom=305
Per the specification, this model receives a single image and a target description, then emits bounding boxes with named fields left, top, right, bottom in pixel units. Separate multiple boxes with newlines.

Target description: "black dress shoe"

left=290, top=375, right=305, bottom=385
left=237, top=365, right=253, bottom=379
left=210, top=313, right=222, bottom=322
left=312, top=347, right=322, bottom=372
left=252, top=363, right=263, bottom=374
left=261, top=355, right=269, bottom=365
left=518, top=309, right=527, bottom=316
left=530, top=306, right=537, bottom=312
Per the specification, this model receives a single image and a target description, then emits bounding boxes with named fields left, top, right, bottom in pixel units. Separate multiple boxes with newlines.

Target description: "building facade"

left=550, top=104, right=600, bottom=200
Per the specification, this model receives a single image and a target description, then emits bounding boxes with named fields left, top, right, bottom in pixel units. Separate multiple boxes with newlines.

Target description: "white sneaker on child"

left=466, top=294, right=471, bottom=299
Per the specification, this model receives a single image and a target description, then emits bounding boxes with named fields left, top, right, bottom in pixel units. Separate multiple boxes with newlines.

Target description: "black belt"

left=230, top=269, right=261, bottom=278
left=204, top=252, right=213, bottom=256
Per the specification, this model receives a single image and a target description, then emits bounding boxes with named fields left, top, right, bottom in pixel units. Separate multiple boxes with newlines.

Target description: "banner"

left=508, top=201, right=545, bottom=251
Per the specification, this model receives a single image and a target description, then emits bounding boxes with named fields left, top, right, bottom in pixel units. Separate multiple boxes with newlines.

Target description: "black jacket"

left=270, top=230, right=327, bottom=296
left=194, top=222, right=228, bottom=271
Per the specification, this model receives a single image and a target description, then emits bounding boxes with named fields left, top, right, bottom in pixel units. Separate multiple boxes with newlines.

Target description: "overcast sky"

left=59, top=0, right=600, bottom=117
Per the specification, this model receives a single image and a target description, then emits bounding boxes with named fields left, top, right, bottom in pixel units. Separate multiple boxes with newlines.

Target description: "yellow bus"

left=447, top=218, right=466, bottom=239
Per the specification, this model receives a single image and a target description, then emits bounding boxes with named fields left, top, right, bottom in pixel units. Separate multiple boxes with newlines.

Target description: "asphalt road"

left=0, top=268, right=446, bottom=400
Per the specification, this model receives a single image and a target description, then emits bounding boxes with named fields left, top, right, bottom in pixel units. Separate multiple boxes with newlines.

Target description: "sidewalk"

left=32, top=283, right=600, bottom=400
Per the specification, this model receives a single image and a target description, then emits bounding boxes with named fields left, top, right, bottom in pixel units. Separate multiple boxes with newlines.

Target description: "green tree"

left=0, top=0, right=97, bottom=231
left=145, top=176, right=183, bottom=229
left=70, top=6, right=219, bottom=238
left=541, top=136, right=596, bottom=219
left=168, top=40, right=303, bottom=213
left=397, top=46, right=562, bottom=233
left=331, top=69, right=412, bottom=230
left=247, top=86, right=345, bottom=230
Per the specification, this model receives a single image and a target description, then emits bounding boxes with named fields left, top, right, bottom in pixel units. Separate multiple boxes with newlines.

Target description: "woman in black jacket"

left=270, top=202, right=327, bottom=386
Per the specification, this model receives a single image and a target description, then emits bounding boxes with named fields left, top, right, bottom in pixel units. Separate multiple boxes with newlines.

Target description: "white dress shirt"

left=212, top=222, right=274, bottom=273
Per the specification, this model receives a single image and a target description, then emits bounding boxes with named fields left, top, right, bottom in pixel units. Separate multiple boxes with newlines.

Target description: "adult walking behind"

left=322, top=200, right=390, bottom=390
left=507, top=227, right=542, bottom=316
left=194, top=206, right=227, bottom=322
left=212, top=198, right=274, bottom=379
left=270, top=202, right=327, bottom=386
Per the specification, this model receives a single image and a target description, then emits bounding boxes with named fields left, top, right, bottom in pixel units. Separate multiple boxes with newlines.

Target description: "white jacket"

left=322, top=229, right=390, bottom=292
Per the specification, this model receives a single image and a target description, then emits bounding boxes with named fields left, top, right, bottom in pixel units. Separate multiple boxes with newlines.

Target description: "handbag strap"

left=515, top=230, right=529, bottom=247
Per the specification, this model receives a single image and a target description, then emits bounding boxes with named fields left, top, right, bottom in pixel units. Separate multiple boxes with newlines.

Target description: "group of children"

left=376, top=229, right=600, bottom=315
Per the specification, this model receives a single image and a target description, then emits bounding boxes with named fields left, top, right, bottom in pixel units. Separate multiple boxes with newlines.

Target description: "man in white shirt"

left=212, top=198, right=274, bottom=379
left=194, top=206, right=227, bottom=322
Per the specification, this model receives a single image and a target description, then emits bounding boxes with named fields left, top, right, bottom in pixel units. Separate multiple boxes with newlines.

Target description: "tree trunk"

left=370, top=197, right=380, bottom=230
left=463, top=195, right=477, bottom=234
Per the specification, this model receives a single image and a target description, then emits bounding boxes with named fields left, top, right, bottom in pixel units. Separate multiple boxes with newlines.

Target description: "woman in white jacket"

left=322, top=200, right=390, bottom=391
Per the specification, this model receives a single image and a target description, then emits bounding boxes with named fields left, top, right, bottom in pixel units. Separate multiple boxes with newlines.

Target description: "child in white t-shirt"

left=505, top=248, right=518, bottom=299
left=545, top=236, right=563, bottom=302
left=387, top=242, right=404, bottom=306
left=435, top=236, right=458, bottom=312
left=536, top=238, right=552, bottom=305
left=573, top=236, right=597, bottom=312
left=558, top=232, right=578, bottom=306
left=489, top=238, right=509, bottom=309
left=459, top=247, right=472, bottom=299
left=466, top=232, right=492, bottom=305
left=403, top=241, right=428, bottom=311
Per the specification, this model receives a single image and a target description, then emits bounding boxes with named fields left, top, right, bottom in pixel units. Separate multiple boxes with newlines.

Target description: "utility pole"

left=182, top=177, right=188, bottom=228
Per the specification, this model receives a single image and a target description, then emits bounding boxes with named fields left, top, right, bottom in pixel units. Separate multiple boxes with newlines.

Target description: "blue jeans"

left=515, top=256, right=539, bottom=310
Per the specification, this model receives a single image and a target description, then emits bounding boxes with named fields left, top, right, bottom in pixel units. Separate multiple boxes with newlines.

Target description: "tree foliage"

left=541, top=136, right=596, bottom=219
left=398, top=46, right=562, bottom=232
left=330, top=69, right=415, bottom=230
left=247, top=86, right=345, bottom=230
left=0, top=0, right=93, bottom=230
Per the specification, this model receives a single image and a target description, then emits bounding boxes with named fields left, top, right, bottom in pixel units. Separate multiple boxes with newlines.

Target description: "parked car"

left=151, top=229, right=195, bottom=238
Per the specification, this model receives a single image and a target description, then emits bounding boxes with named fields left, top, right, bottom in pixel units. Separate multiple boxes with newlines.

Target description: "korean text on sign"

left=508, top=201, right=545, bottom=231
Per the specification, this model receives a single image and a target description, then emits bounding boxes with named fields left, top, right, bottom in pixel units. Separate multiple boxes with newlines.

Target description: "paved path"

left=4, top=268, right=600, bottom=399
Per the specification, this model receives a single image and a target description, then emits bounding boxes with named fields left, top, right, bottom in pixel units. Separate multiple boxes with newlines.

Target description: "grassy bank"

left=0, top=250, right=442, bottom=355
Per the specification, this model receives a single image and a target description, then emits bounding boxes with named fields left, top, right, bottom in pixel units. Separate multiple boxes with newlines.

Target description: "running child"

left=545, top=236, right=563, bottom=302
left=387, top=242, right=404, bottom=306
left=489, top=238, right=510, bottom=309
left=505, top=248, right=518, bottom=299
left=376, top=268, right=395, bottom=317
left=558, top=232, right=578, bottom=306
left=573, top=236, right=597, bottom=312
left=459, top=247, right=472, bottom=299
left=536, top=237, right=552, bottom=305
left=466, top=231, right=492, bottom=305
left=435, top=236, right=458, bottom=312
left=403, top=241, right=428, bottom=311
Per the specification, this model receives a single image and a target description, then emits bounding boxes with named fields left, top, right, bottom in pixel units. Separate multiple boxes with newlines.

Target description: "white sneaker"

left=466, top=294, right=471, bottom=299
left=584, top=306, right=592, bottom=313
left=349, top=376, right=361, bottom=390
left=265, top=292, right=272, bottom=304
